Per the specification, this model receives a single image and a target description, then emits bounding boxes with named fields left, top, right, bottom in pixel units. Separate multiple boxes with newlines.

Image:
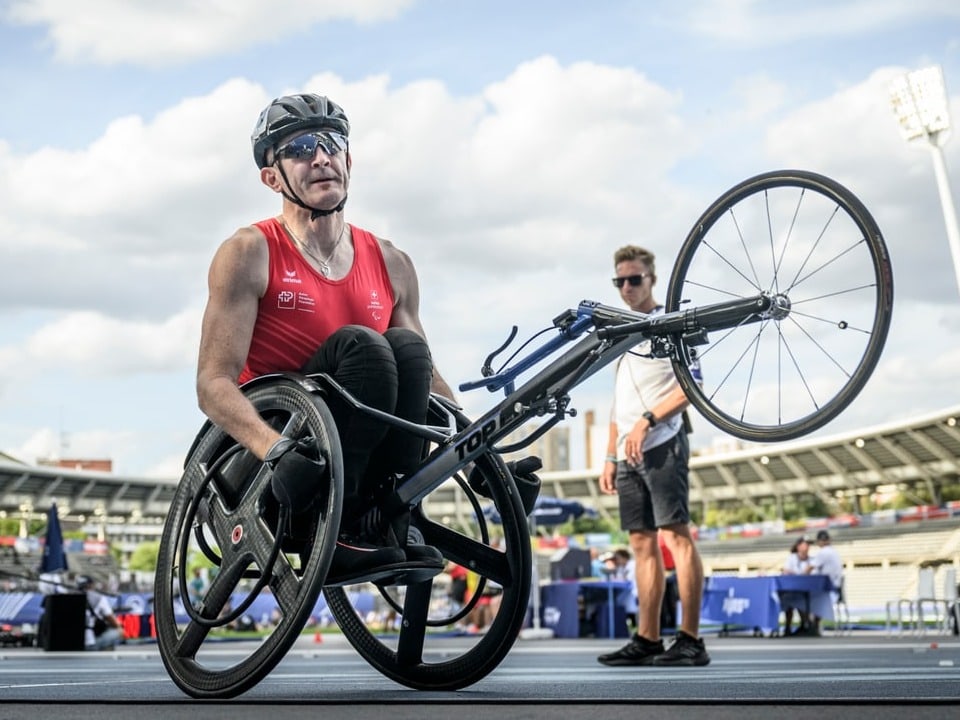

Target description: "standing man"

left=596, top=245, right=710, bottom=667
left=196, top=93, right=454, bottom=583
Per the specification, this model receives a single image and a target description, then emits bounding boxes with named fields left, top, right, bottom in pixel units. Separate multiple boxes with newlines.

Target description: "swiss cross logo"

left=278, top=290, right=295, bottom=309
left=368, top=289, right=385, bottom=322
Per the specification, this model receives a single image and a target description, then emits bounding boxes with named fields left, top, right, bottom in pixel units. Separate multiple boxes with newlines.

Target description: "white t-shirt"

left=617, top=557, right=638, bottom=614
left=611, top=307, right=700, bottom=456
left=810, top=544, right=844, bottom=589
left=84, top=592, right=115, bottom=647
left=783, top=554, right=811, bottom=575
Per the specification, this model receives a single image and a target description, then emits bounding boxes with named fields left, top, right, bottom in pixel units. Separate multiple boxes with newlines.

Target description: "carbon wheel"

left=325, top=397, right=532, bottom=690
left=154, top=377, right=343, bottom=698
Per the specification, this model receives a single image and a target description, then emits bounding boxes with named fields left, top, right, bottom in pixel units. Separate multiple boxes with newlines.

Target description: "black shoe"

left=376, top=525, right=443, bottom=585
left=597, top=634, right=665, bottom=666
left=652, top=631, right=711, bottom=666
left=403, top=525, right=444, bottom=565
left=279, top=509, right=317, bottom=553
left=325, top=535, right=407, bottom=586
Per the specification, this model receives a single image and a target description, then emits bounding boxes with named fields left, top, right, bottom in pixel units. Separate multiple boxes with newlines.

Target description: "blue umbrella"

left=527, top=496, right=597, bottom=527
left=39, top=502, right=69, bottom=574
left=484, top=495, right=597, bottom=527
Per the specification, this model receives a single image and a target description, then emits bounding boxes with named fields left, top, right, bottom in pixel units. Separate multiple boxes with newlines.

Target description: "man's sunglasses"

left=612, top=274, right=651, bottom=288
left=275, top=131, right=349, bottom=162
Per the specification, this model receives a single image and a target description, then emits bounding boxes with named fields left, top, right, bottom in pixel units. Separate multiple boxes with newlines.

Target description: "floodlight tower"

left=889, top=65, right=960, bottom=297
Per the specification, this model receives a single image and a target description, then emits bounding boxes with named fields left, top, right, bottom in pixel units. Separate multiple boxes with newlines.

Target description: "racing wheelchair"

left=154, top=169, right=893, bottom=697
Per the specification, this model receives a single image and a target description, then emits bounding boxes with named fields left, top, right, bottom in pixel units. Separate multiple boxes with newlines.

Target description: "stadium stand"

left=1, top=405, right=958, bottom=623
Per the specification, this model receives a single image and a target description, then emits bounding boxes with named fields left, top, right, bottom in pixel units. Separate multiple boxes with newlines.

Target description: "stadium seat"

left=887, top=566, right=956, bottom=635
left=830, top=578, right=851, bottom=635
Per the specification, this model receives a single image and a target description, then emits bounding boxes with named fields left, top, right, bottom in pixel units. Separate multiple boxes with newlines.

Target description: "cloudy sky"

left=1, top=0, right=959, bottom=478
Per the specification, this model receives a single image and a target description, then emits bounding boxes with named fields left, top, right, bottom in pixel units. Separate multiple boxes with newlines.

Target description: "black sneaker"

left=652, top=631, right=711, bottom=666
left=325, top=535, right=407, bottom=586
left=597, top=634, right=665, bottom=666
left=403, top=525, right=444, bottom=565
left=376, top=525, right=443, bottom=585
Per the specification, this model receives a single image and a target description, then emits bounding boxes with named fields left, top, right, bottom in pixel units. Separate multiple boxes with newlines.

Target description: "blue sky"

left=1, top=0, right=959, bottom=477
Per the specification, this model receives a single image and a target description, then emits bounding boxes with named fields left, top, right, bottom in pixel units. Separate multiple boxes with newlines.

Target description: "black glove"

left=468, top=456, right=542, bottom=516
left=509, top=456, right=542, bottom=516
left=265, top=436, right=327, bottom=510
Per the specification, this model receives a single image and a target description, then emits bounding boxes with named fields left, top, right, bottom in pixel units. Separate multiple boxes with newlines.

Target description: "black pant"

left=300, top=325, right=433, bottom=517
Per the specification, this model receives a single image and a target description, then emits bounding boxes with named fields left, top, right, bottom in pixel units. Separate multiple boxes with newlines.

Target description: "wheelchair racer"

left=196, top=93, right=454, bottom=583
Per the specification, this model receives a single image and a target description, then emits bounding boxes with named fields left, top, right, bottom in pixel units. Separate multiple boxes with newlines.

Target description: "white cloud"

left=4, top=0, right=417, bottom=66
left=680, top=0, right=960, bottom=46
left=1, top=38, right=959, bottom=476
left=730, top=74, right=787, bottom=123
left=27, top=308, right=200, bottom=373
left=0, top=307, right=200, bottom=387
left=761, top=67, right=960, bottom=304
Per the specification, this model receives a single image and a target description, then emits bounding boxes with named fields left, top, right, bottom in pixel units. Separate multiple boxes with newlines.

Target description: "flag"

left=39, top=502, right=69, bottom=574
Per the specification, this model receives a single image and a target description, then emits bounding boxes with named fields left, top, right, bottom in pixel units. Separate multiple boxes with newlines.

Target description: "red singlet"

left=238, top=219, right=395, bottom=384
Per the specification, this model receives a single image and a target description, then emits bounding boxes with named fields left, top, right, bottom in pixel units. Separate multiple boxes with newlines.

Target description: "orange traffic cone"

left=314, top=632, right=323, bottom=644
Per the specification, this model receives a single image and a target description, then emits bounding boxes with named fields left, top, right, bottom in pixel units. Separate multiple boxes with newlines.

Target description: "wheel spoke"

left=175, top=548, right=250, bottom=657
left=278, top=407, right=311, bottom=438
left=785, top=204, right=842, bottom=291
left=396, top=581, right=432, bottom=666
left=790, top=236, right=866, bottom=292
left=427, top=519, right=512, bottom=586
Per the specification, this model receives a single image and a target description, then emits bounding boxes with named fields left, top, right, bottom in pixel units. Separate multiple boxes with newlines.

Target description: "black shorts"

left=449, top=577, right=468, bottom=604
left=615, top=430, right=691, bottom=531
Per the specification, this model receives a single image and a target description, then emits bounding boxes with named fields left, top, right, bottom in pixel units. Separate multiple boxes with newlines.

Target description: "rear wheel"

left=154, top=377, right=343, bottom=698
left=667, top=170, right=893, bottom=441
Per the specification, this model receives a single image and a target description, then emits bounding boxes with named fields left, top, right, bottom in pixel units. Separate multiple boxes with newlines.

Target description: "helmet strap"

left=275, top=163, right=348, bottom=220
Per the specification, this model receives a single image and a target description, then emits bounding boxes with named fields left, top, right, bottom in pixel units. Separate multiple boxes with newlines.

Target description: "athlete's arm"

left=196, top=227, right=282, bottom=459
left=379, top=238, right=456, bottom=401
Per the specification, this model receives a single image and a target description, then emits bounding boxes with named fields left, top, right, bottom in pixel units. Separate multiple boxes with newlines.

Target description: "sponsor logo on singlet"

left=368, top=289, right=385, bottom=322
left=278, top=290, right=295, bottom=309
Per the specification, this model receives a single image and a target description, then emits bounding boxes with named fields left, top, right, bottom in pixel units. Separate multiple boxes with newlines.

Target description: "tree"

left=128, top=541, right=160, bottom=572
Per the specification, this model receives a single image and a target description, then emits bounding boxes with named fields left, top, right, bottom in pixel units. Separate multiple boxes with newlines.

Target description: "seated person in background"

left=780, top=536, right=812, bottom=635
left=610, top=548, right=632, bottom=580
left=612, top=548, right=639, bottom=632
left=805, top=530, right=844, bottom=635
left=446, top=561, right=469, bottom=613
left=590, top=547, right=606, bottom=578
left=78, top=575, right=125, bottom=651
left=657, top=532, right=679, bottom=632
left=466, top=577, right=502, bottom=634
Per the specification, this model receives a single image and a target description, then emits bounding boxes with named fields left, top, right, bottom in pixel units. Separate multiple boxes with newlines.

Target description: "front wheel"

left=667, top=170, right=893, bottom=441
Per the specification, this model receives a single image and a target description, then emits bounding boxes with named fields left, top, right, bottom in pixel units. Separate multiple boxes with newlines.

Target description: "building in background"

left=37, top=458, right=113, bottom=472
left=500, top=425, right=570, bottom=472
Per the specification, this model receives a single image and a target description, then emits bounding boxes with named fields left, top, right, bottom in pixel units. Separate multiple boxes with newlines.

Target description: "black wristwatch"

left=642, top=410, right=657, bottom=428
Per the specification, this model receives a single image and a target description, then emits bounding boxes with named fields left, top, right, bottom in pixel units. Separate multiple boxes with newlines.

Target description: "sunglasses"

left=275, top=131, right=349, bottom=162
left=612, top=273, right=651, bottom=288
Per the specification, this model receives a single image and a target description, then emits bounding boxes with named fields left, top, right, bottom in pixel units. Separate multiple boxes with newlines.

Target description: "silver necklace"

left=282, top=220, right=346, bottom=277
